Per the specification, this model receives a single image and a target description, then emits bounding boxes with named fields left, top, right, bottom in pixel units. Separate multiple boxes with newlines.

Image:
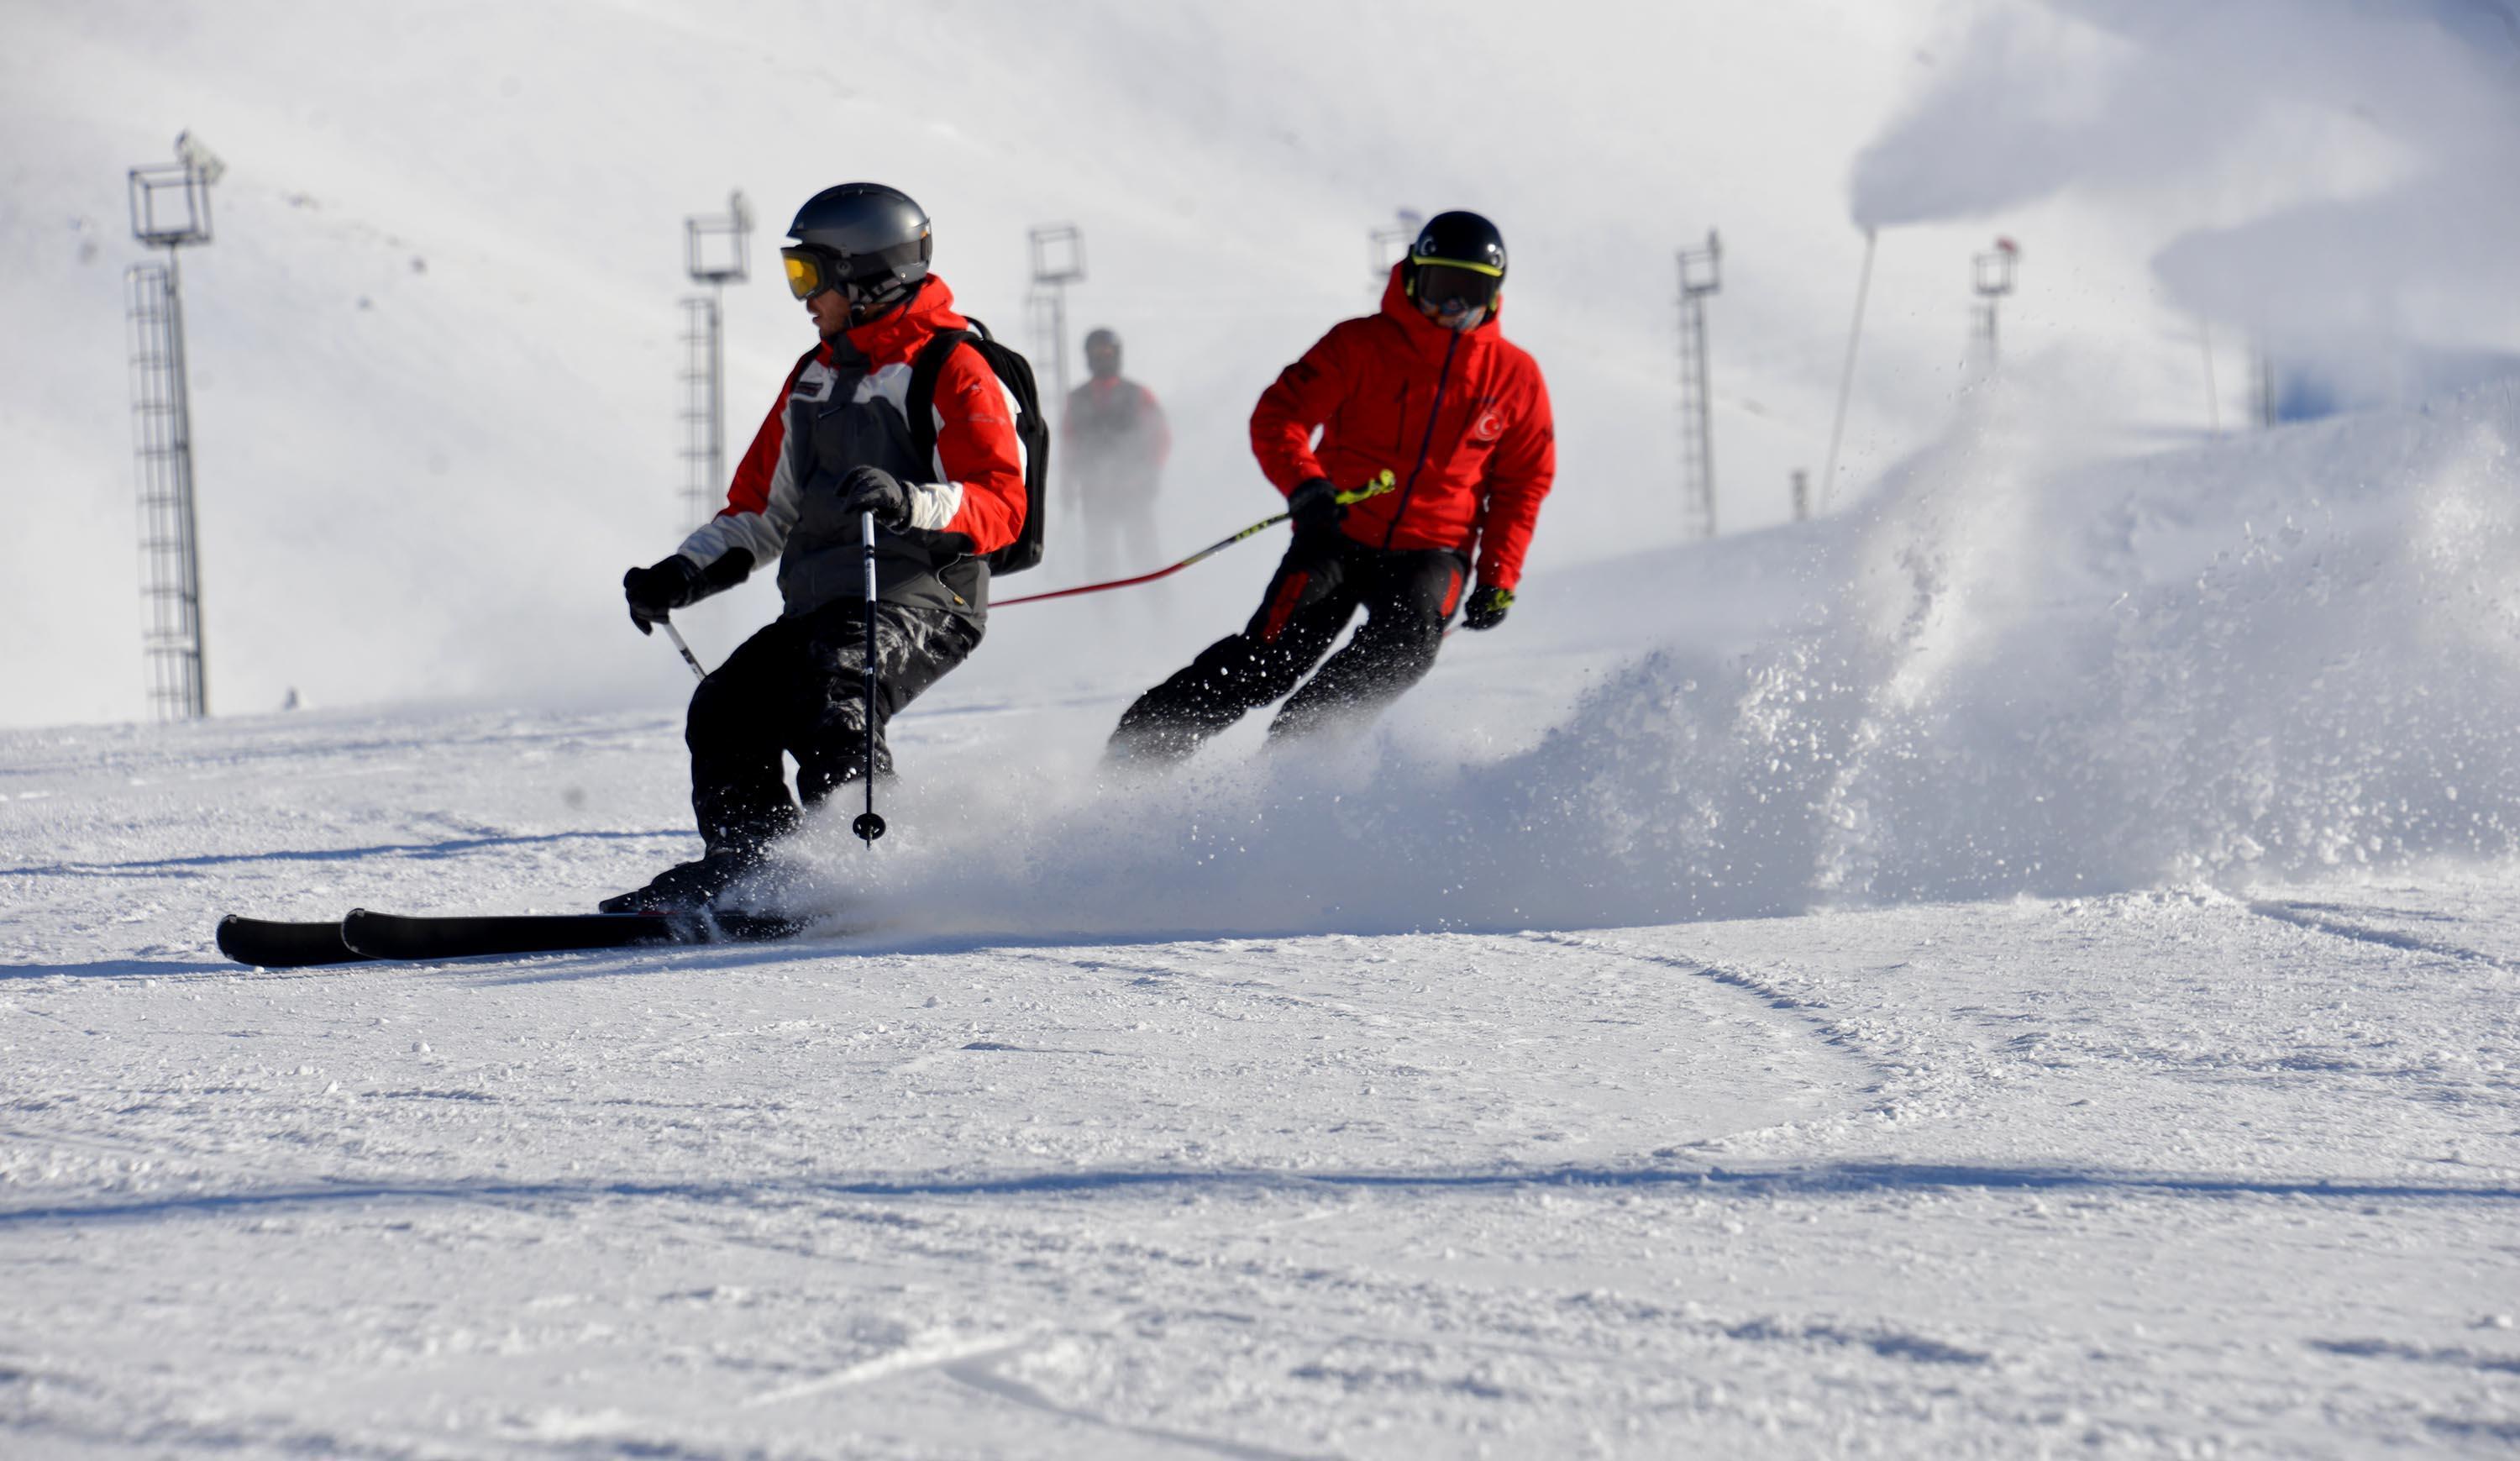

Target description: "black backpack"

left=906, top=318, right=1048, bottom=575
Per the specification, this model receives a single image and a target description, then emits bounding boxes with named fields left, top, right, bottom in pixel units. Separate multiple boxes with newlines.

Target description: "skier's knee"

left=685, top=675, right=747, bottom=754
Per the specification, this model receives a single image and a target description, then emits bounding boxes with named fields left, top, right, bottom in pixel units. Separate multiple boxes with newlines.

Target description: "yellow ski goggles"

left=780, top=245, right=848, bottom=302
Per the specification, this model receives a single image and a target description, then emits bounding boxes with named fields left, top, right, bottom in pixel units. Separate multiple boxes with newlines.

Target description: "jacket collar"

left=830, top=276, right=969, bottom=370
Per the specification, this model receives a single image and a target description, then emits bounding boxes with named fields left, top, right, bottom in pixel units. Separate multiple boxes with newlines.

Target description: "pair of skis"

left=229, top=507, right=892, bottom=973
left=215, top=907, right=804, bottom=969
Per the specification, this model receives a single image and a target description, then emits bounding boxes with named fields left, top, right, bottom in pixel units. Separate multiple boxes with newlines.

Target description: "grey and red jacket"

left=1251, top=263, right=1555, bottom=591
left=677, top=276, right=1027, bottom=623
left=1060, top=376, right=1170, bottom=503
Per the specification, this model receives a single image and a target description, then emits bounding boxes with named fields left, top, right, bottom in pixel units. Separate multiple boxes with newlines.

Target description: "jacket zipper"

left=1383, top=330, right=1462, bottom=550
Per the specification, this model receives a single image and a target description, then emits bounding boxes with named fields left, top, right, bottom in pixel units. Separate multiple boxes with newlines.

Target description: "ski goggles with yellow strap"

left=1410, top=258, right=1504, bottom=315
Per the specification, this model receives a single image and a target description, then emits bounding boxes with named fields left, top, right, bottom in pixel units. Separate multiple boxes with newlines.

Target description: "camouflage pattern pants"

left=685, top=599, right=981, bottom=854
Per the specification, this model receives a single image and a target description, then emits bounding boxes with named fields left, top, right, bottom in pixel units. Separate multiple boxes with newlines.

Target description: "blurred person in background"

left=1105, top=210, right=1553, bottom=765
left=1062, top=327, right=1170, bottom=581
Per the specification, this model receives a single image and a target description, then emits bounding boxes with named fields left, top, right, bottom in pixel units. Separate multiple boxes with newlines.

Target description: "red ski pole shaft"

left=997, top=473, right=1394, bottom=609
left=995, top=514, right=1284, bottom=607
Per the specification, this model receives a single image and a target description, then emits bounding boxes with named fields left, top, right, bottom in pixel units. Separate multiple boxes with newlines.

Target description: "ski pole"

left=995, top=471, right=1398, bottom=608
left=659, top=620, right=707, bottom=682
left=852, top=509, right=886, bottom=845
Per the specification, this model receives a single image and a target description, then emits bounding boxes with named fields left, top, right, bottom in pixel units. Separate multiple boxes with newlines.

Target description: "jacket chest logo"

left=1466, top=396, right=1507, bottom=444
left=792, top=360, right=839, bottom=404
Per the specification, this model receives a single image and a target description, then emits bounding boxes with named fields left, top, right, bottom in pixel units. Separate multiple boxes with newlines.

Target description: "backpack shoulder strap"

left=905, top=328, right=975, bottom=468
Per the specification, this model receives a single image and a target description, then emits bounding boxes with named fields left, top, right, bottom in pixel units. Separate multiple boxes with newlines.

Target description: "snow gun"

left=994, top=470, right=1399, bottom=609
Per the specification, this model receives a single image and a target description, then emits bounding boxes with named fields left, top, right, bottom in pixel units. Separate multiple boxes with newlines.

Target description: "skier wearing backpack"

left=1105, top=210, right=1554, bottom=764
left=608, top=182, right=1037, bottom=912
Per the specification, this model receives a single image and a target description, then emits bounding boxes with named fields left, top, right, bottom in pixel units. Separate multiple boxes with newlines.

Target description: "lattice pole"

left=1027, top=224, right=1084, bottom=406
left=1676, top=231, right=1722, bottom=540
left=680, top=192, right=750, bottom=528
left=1971, top=237, right=2019, bottom=379
left=126, top=260, right=205, bottom=719
left=1028, top=286, right=1068, bottom=405
left=677, top=294, right=722, bottom=529
left=1369, top=208, right=1423, bottom=292
left=125, top=134, right=220, bottom=720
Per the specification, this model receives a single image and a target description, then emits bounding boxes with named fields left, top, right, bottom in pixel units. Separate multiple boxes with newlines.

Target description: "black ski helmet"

left=782, top=182, right=932, bottom=312
left=1084, top=327, right=1121, bottom=378
left=1402, top=210, right=1507, bottom=317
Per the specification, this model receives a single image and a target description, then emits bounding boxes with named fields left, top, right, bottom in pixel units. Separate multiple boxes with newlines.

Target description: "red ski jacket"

left=1251, top=264, right=1556, bottom=590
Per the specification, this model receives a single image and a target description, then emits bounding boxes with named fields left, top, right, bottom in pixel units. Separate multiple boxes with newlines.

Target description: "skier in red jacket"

left=1106, top=210, right=1554, bottom=763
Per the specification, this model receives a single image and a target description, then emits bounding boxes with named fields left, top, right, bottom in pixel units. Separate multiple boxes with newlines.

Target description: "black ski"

left=339, top=907, right=803, bottom=963
left=216, top=915, right=372, bottom=969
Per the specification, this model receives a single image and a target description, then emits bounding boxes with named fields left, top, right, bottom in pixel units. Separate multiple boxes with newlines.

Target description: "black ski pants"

left=685, top=599, right=980, bottom=854
left=1108, top=531, right=1467, bottom=763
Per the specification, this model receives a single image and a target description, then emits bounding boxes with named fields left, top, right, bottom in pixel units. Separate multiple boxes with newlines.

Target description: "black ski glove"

left=622, top=549, right=751, bottom=634
left=1460, top=584, right=1513, bottom=632
left=837, top=465, right=916, bottom=532
left=1289, top=476, right=1342, bottom=536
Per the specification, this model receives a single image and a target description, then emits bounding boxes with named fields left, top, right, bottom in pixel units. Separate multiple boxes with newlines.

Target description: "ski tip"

left=214, top=913, right=370, bottom=969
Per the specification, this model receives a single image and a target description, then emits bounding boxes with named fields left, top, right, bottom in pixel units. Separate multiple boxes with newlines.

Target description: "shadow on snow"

left=6, top=1160, right=2516, bottom=1227
left=0, top=828, right=688, bottom=880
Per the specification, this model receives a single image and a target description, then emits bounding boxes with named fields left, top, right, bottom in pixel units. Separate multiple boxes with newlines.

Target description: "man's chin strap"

left=848, top=276, right=922, bottom=328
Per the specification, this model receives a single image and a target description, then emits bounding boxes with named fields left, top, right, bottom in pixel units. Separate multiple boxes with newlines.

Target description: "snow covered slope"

left=8, top=3, right=2520, bottom=1453
left=6, top=370, right=2520, bottom=1457
left=5, top=709, right=2517, bottom=1454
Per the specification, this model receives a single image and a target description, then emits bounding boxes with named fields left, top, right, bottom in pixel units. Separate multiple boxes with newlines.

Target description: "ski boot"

left=600, top=847, right=762, bottom=914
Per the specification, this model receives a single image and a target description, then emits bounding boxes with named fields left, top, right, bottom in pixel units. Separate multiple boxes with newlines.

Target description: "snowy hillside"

left=8, top=1, right=2520, bottom=1454
left=4, top=0, right=2305, bottom=729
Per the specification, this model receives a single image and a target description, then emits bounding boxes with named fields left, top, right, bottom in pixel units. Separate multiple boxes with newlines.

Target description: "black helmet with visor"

left=780, top=182, right=933, bottom=317
left=1404, top=210, right=1507, bottom=323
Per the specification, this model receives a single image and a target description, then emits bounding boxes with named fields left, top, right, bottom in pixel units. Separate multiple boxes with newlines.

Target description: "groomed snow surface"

left=8, top=385, right=2520, bottom=1456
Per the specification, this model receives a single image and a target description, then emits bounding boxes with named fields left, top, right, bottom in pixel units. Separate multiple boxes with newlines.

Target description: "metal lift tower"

left=1971, top=237, right=2019, bottom=376
left=1676, top=230, right=1722, bottom=540
left=125, top=132, right=223, bottom=721
left=1026, top=225, right=1084, bottom=407
left=680, top=192, right=751, bottom=528
left=1369, top=208, right=1425, bottom=290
